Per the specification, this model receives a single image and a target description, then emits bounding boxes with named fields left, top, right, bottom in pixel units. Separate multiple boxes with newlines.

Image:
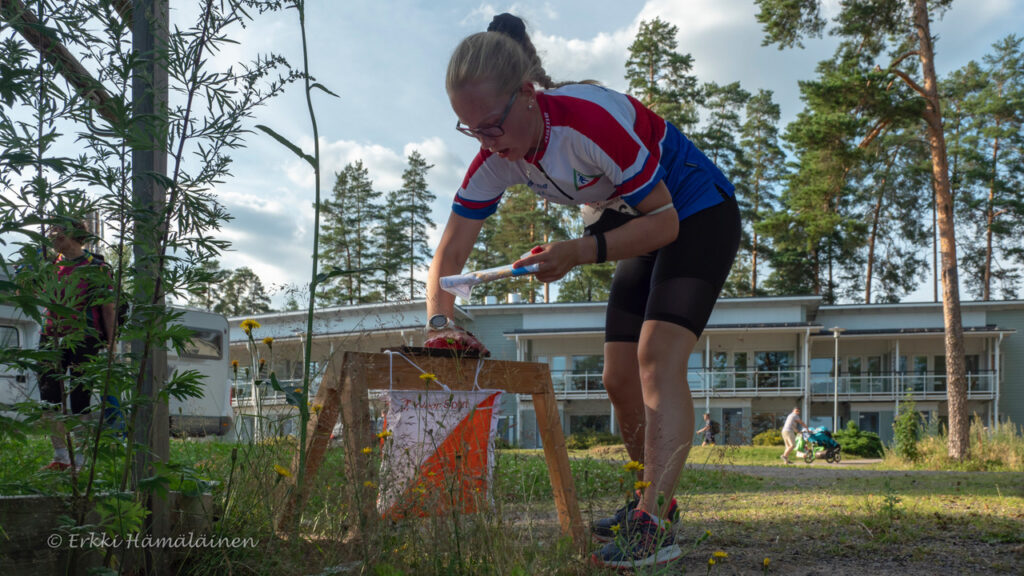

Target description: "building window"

left=0, top=325, right=18, bottom=349
left=810, top=357, right=833, bottom=394
left=734, top=352, right=749, bottom=388
left=569, top=414, right=610, bottom=435
left=933, top=355, right=946, bottom=391
left=858, top=412, right=879, bottom=434
left=755, top=351, right=794, bottom=388
left=179, top=327, right=223, bottom=360
left=688, top=352, right=704, bottom=389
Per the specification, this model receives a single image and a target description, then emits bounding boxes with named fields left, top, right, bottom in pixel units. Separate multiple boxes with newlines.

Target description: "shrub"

left=892, top=397, right=922, bottom=462
left=834, top=421, right=884, bottom=457
left=752, top=429, right=783, bottom=446
left=565, top=429, right=620, bottom=450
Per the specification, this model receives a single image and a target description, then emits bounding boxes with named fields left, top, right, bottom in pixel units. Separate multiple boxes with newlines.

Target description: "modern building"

left=227, top=296, right=1023, bottom=447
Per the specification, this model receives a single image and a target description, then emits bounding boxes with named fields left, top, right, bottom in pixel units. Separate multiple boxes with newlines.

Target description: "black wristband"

left=594, top=232, right=607, bottom=264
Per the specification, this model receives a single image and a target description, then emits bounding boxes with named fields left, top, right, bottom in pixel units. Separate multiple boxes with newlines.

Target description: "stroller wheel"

left=825, top=455, right=835, bottom=463
left=804, top=450, right=814, bottom=464
left=833, top=451, right=842, bottom=463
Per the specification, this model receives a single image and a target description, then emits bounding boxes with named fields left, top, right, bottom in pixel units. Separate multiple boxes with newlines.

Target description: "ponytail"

left=446, top=13, right=554, bottom=96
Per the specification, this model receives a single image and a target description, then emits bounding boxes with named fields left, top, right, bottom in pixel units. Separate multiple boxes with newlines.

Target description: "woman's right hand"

left=424, top=325, right=490, bottom=357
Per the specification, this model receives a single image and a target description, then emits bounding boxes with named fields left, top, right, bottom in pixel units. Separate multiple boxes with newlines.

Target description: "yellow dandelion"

left=763, top=558, right=771, bottom=567
left=611, top=524, right=621, bottom=534
left=713, top=551, right=728, bottom=559
left=623, top=460, right=644, bottom=472
left=633, top=480, right=652, bottom=490
left=312, top=404, right=323, bottom=415
left=708, top=558, right=716, bottom=566
left=361, top=447, right=373, bottom=454
left=231, top=360, right=238, bottom=374
left=240, top=319, right=260, bottom=335
left=273, top=464, right=291, bottom=478
left=705, top=530, right=712, bottom=538
left=363, top=481, right=375, bottom=488
left=293, top=388, right=302, bottom=394
left=263, top=336, right=274, bottom=348
left=419, top=373, right=437, bottom=382
left=376, top=429, right=392, bottom=439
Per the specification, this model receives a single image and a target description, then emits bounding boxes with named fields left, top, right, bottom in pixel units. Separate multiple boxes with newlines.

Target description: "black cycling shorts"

left=38, top=334, right=102, bottom=414
left=605, top=193, right=740, bottom=342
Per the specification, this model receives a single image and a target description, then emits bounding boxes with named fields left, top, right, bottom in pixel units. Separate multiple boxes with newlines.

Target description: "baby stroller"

left=800, top=427, right=842, bottom=464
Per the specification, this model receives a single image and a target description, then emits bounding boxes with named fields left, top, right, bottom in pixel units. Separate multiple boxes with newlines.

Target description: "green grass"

left=2, top=433, right=1022, bottom=575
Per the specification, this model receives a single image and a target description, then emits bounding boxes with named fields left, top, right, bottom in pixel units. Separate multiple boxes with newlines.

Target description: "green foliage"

left=317, top=160, right=384, bottom=305
left=752, top=428, right=783, bottom=446
left=625, top=17, right=701, bottom=131
left=216, top=266, right=273, bottom=316
left=834, top=421, right=884, bottom=458
left=892, top=396, right=922, bottom=462
left=377, top=151, right=436, bottom=301
left=564, top=430, right=620, bottom=450
left=466, top=185, right=569, bottom=304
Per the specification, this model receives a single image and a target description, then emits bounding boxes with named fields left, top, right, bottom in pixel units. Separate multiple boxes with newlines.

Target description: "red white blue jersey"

left=452, top=83, right=734, bottom=221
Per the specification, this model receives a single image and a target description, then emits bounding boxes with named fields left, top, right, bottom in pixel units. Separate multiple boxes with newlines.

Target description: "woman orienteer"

left=425, top=14, right=740, bottom=569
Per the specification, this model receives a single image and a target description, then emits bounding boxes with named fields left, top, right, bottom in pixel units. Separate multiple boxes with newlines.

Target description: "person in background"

left=424, top=13, right=740, bottom=569
left=780, top=407, right=808, bottom=465
left=37, top=218, right=116, bottom=471
left=696, top=412, right=717, bottom=446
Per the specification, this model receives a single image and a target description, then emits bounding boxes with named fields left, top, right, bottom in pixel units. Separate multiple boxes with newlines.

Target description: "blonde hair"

left=446, top=15, right=554, bottom=96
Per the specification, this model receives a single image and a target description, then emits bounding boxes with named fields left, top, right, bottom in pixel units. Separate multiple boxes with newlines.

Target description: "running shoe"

left=592, top=491, right=678, bottom=543
left=591, top=509, right=683, bottom=569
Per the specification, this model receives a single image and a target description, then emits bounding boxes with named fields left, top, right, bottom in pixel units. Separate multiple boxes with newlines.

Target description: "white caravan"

left=0, top=305, right=232, bottom=436
left=0, top=304, right=42, bottom=415
left=166, top=307, right=233, bottom=436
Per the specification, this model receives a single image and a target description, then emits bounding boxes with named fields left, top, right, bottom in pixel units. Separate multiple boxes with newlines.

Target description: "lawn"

left=1, top=434, right=1022, bottom=575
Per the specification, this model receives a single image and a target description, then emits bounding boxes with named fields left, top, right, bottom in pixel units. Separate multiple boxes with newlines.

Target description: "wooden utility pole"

left=131, top=0, right=171, bottom=571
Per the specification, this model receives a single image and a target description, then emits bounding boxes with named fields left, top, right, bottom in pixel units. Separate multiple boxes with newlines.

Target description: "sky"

left=10, top=0, right=1024, bottom=308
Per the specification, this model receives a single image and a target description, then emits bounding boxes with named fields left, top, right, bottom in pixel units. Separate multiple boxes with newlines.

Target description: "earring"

left=528, top=101, right=534, bottom=110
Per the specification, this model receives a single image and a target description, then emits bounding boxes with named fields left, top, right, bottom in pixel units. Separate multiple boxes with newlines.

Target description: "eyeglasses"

left=455, top=91, right=517, bottom=138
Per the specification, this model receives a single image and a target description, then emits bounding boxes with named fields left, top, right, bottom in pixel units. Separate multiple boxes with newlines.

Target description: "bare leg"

left=637, top=320, right=697, bottom=519
left=603, top=341, right=645, bottom=465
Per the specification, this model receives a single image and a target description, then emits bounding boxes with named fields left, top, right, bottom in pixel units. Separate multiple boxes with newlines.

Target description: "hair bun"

left=487, top=13, right=526, bottom=43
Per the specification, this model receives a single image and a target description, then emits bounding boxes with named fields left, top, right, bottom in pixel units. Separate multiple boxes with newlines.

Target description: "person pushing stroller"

left=780, top=407, right=808, bottom=465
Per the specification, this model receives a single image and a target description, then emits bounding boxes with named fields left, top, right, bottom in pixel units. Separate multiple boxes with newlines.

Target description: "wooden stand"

left=275, top=351, right=585, bottom=552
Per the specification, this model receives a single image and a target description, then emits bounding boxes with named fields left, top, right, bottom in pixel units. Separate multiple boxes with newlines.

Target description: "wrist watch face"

left=428, top=314, right=449, bottom=330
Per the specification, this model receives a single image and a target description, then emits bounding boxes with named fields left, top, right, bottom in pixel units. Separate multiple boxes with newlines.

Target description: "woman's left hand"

left=513, top=240, right=586, bottom=283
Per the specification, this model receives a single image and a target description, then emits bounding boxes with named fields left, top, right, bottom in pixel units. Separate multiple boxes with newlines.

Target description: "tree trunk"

left=865, top=180, right=885, bottom=304
left=914, top=0, right=968, bottom=460
left=751, top=180, right=761, bottom=296
left=984, top=131, right=1000, bottom=301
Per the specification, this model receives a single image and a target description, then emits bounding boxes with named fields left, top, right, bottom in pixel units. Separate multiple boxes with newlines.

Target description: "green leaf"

left=310, top=83, right=340, bottom=98
left=255, top=124, right=317, bottom=168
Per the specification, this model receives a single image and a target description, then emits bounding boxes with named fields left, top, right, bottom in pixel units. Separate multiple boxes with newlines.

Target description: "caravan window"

left=180, top=327, right=223, bottom=360
left=0, top=326, right=18, bottom=349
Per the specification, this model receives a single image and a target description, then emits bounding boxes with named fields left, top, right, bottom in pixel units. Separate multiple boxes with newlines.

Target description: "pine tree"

left=756, top=0, right=972, bottom=460
left=186, top=259, right=229, bottom=311
left=726, top=89, right=785, bottom=297
left=379, top=151, right=436, bottom=301
left=624, top=18, right=701, bottom=132
left=317, top=161, right=382, bottom=305
left=693, top=81, right=750, bottom=176
left=949, top=36, right=1024, bottom=300
left=215, top=266, right=272, bottom=316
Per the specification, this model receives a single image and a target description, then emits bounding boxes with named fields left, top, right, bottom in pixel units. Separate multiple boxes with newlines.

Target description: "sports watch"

left=427, top=314, right=453, bottom=331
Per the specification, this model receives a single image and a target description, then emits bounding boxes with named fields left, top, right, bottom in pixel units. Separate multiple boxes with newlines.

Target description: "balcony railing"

left=534, top=368, right=997, bottom=401
left=809, top=371, right=996, bottom=399
left=549, top=370, right=606, bottom=398
left=693, top=368, right=802, bottom=394
left=231, top=377, right=320, bottom=408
